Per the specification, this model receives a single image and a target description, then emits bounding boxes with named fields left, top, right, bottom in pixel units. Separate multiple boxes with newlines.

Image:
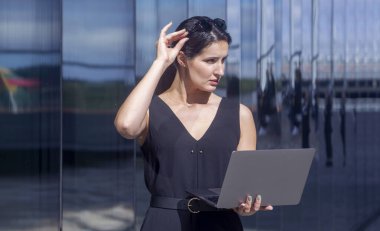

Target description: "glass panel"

left=241, top=0, right=380, bottom=230
left=136, top=0, right=158, bottom=78
left=1, top=1, right=380, bottom=231
left=136, top=0, right=188, bottom=77
left=0, top=0, right=61, bottom=230
left=62, top=0, right=135, bottom=230
left=158, top=0, right=188, bottom=29
left=256, top=0, right=280, bottom=143
left=189, top=0, right=226, bottom=19
left=135, top=0, right=188, bottom=229
left=226, top=0, right=241, bottom=100
left=241, top=0, right=258, bottom=107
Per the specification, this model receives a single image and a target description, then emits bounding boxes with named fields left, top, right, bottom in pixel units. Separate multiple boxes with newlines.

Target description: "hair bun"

left=213, top=18, right=227, bottom=31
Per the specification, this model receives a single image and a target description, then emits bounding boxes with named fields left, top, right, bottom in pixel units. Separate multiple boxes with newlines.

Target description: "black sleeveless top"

left=140, top=95, right=243, bottom=231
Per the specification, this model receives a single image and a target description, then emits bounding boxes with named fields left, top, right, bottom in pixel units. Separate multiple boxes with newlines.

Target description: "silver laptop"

left=187, top=148, right=315, bottom=209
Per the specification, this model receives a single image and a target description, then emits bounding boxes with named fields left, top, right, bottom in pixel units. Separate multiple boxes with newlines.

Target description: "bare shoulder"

left=239, top=103, right=254, bottom=122
left=237, top=103, right=256, bottom=150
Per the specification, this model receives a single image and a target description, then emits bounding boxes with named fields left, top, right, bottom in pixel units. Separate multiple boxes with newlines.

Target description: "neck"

left=167, top=70, right=212, bottom=105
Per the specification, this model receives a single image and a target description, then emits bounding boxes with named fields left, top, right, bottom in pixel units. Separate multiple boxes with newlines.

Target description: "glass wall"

left=1, top=0, right=380, bottom=230
left=0, top=0, right=61, bottom=230
left=62, top=0, right=135, bottom=230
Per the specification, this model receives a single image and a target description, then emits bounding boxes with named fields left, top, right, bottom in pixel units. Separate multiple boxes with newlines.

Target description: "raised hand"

left=155, top=22, right=189, bottom=67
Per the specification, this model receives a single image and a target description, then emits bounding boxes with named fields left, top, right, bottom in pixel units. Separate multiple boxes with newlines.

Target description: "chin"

left=196, top=83, right=217, bottom=93
left=204, top=87, right=217, bottom=93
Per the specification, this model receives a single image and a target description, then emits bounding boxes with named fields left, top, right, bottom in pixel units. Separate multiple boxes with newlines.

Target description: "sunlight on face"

left=185, top=40, right=229, bottom=92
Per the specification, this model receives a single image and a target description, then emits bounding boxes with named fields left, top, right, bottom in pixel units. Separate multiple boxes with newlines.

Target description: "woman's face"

left=184, top=40, right=229, bottom=92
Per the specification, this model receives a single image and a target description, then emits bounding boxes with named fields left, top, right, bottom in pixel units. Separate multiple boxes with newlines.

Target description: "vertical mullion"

left=59, top=0, right=63, bottom=229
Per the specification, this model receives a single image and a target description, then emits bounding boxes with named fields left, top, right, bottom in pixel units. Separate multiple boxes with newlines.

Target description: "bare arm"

left=114, top=22, right=188, bottom=140
left=237, top=104, right=257, bottom=150
left=235, top=104, right=273, bottom=215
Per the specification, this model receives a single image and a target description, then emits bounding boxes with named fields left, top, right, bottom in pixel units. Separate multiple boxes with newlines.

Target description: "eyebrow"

left=204, top=55, right=229, bottom=59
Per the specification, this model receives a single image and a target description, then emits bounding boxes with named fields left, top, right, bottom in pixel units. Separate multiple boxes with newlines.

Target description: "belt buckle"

left=187, top=197, right=200, bottom=213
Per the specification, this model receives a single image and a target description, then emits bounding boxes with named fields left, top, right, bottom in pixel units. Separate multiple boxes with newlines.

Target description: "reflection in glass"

left=62, top=0, right=135, bottom=230
left=189, top=0, right=226, bottom=19
left=0, top=0, right=380, bottom=230
left=0, top=0, right=61, bottom=230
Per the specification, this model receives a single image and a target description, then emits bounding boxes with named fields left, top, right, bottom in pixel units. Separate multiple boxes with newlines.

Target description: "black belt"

left=150, top=196, right=225, bottom=214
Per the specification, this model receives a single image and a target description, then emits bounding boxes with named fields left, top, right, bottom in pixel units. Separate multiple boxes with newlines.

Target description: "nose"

left=214, top=61, right=224, bottom=77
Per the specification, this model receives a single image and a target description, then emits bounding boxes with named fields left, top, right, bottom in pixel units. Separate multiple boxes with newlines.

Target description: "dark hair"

left=155, top=16, right=232, bottom=94
left=172, top=16, right=232, bottom=59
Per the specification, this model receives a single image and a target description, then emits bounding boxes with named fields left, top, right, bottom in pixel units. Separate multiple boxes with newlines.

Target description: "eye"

left=205, top=59, right=217, bottom=64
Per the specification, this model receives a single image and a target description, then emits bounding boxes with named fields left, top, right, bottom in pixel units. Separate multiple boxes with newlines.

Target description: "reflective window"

left=1, top=1, right=380, bottom=230
left=62, top=0, right=135, bottom=230
left=0, top=0, right=61, bottom=230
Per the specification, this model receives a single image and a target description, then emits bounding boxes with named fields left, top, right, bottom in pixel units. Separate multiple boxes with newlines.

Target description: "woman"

left=115, top=16, right=272, bottom=231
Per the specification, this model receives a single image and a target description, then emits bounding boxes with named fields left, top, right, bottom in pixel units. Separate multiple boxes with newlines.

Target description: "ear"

left=176, top=51, right=187, bottom=68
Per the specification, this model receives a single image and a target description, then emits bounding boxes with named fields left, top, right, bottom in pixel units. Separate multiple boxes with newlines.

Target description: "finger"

left=165, top=31, right=188, bottom=48
left=240, top=203, right=248, bottom=215
left=234, top=206, right=246, bottom=215
left=244, top=195, right=252, bottom=213
left=253, top=195, right=261, bottom=211
left=160, top=22, right=173, bottom=38
left=240, top=202, right=247, bottom=208
left=260, top=205, right=274, bottom=211
left=166, top=29, right=187, bottom=42
left=172, top=37, right=189, bottom=53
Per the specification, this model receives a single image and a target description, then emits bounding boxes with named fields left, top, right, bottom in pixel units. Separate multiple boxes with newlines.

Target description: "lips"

left=209, top=79, right=219, bottom=86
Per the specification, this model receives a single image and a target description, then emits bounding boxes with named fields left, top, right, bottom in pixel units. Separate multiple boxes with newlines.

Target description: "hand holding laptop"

left=186, top=148, right=315, bottom=212
left=234, top=194, right=273, bottom=216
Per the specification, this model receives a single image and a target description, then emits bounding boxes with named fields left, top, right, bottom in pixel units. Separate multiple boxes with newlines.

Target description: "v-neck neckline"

left=156, top=96, right=224, bottom=142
